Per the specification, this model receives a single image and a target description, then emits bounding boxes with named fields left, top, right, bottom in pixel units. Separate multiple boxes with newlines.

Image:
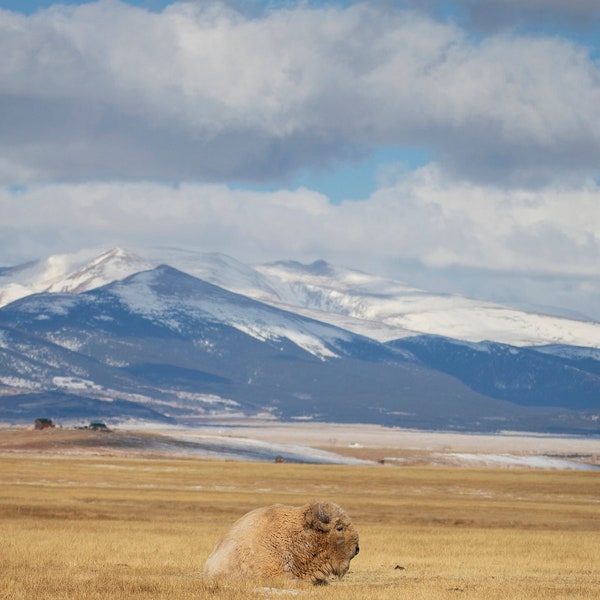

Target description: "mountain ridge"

left=3, top=246, right=600, bottom=348
left=0, top=247, right=599, bottom=433
left=1, top=264, right=521, bottom=430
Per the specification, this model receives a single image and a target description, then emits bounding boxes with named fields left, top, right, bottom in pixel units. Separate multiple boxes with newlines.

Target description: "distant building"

left=34, top=418, right=55, bottom=430
left=89, top=422, right=110, bottom=431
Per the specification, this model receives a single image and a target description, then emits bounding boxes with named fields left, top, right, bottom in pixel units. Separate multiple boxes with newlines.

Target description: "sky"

left=2, top=0, right=600, bottom=321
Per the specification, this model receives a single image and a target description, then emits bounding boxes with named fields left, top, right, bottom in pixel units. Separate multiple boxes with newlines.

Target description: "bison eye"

left=336, top=524, right=345, bottom=532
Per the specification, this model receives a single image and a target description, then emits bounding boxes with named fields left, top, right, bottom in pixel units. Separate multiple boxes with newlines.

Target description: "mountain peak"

left=260, top=259, right=339, bottom=282
left=3, top=246, right=600, bottom=349
left=92, top=246, right=134, bottom=262
left=47, top=247, right=154, bottom=294
left=0, top=247, right=155, bottom=307
left=265, top=259, right=333, bottom=273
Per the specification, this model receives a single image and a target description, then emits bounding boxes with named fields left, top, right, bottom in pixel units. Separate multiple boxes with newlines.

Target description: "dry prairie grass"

left=1, top=454, right=599, bottom=599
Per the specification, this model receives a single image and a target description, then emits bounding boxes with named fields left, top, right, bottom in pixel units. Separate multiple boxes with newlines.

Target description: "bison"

left=203, top=501, right=359, bottom=585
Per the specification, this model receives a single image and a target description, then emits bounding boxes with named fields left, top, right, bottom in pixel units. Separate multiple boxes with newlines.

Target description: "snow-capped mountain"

left=0, top=247, right=153, bottom=306
left=5, top=245, right=599, bottom=348
left=1, top=247, right=599, bottom=432
left=1, top=264, right=528, bottom=430
left=139, top=248, right=600, bottom=347
left=253, top=259, right=600, bottom=348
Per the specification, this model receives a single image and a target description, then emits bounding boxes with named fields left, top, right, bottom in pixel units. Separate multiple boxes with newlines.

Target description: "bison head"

left=303, top=502, right=360, bottom=581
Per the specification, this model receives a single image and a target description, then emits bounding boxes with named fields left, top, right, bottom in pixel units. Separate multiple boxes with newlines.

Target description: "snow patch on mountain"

left=253, top=260, right=600, bottom=348
left=0, top=247, right=152, bottom=307
left=112, top=267, right=351, bottom=360
left=0, top=377, right=42, bottom=390
left=142, top=247, right=282, bottom=300
left=53, top=377, right=102, bottom=391
left=532, top=345, right=600, bottom=360
left=46, top=247, right=153, bottom=294
left=3, top=246, right=600, bottom=350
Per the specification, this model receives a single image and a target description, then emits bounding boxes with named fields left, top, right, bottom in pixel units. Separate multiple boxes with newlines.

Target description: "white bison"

left=203, top=502, right=360, bottom=585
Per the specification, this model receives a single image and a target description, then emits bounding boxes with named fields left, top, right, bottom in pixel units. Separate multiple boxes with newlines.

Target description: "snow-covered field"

left=1, top=421, right=598, bottom=470
left=165, top=432, right=371, bottom=465
left=156, top=422, right=600, bottom=470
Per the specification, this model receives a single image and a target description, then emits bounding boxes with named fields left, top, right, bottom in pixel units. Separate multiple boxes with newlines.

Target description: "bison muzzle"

left=203, top=501, right=359, bottom=585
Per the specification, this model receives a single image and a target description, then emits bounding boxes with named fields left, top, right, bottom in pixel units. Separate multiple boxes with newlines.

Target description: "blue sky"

left=2, top=0, right=165, bottom=11
left=2, top=0, right=600, bottom=319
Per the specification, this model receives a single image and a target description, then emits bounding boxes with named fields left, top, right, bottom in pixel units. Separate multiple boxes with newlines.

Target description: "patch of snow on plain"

left=168, top=432, right=373, bottom=465
left=438, top=453, right=600, bottom=470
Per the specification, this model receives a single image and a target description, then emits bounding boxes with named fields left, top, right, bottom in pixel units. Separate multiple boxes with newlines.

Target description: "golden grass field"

left=1, top=430, right=599, bottom=599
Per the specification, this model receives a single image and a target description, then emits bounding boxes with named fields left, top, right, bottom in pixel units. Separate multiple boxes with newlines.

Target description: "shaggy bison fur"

left=203, top=502, right=359, bottom=584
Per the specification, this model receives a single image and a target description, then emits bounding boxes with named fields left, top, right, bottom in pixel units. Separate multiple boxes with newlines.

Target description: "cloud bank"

left=2, top=1, right=600, bottom=186
left=4, top=170, right=600, bottom=273
left=3, top=170, right=600, bottom=319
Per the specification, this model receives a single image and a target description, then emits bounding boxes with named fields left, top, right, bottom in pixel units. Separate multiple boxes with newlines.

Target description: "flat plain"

left=1, top=427, right=599, bottom=599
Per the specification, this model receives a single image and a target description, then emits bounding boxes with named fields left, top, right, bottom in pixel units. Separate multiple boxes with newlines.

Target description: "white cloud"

left=3, top=167, right=600, bottom=318
left=0, top=181, right=333, bottom=264
left=1, top=1, right=599, bottom=186
left=366, top=167, right=600, bottom=275
left=2, top=169, right=600, bottom=279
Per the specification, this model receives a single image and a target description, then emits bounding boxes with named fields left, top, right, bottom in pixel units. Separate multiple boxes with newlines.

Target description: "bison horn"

left=316, top=503, right=330, bottom=524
